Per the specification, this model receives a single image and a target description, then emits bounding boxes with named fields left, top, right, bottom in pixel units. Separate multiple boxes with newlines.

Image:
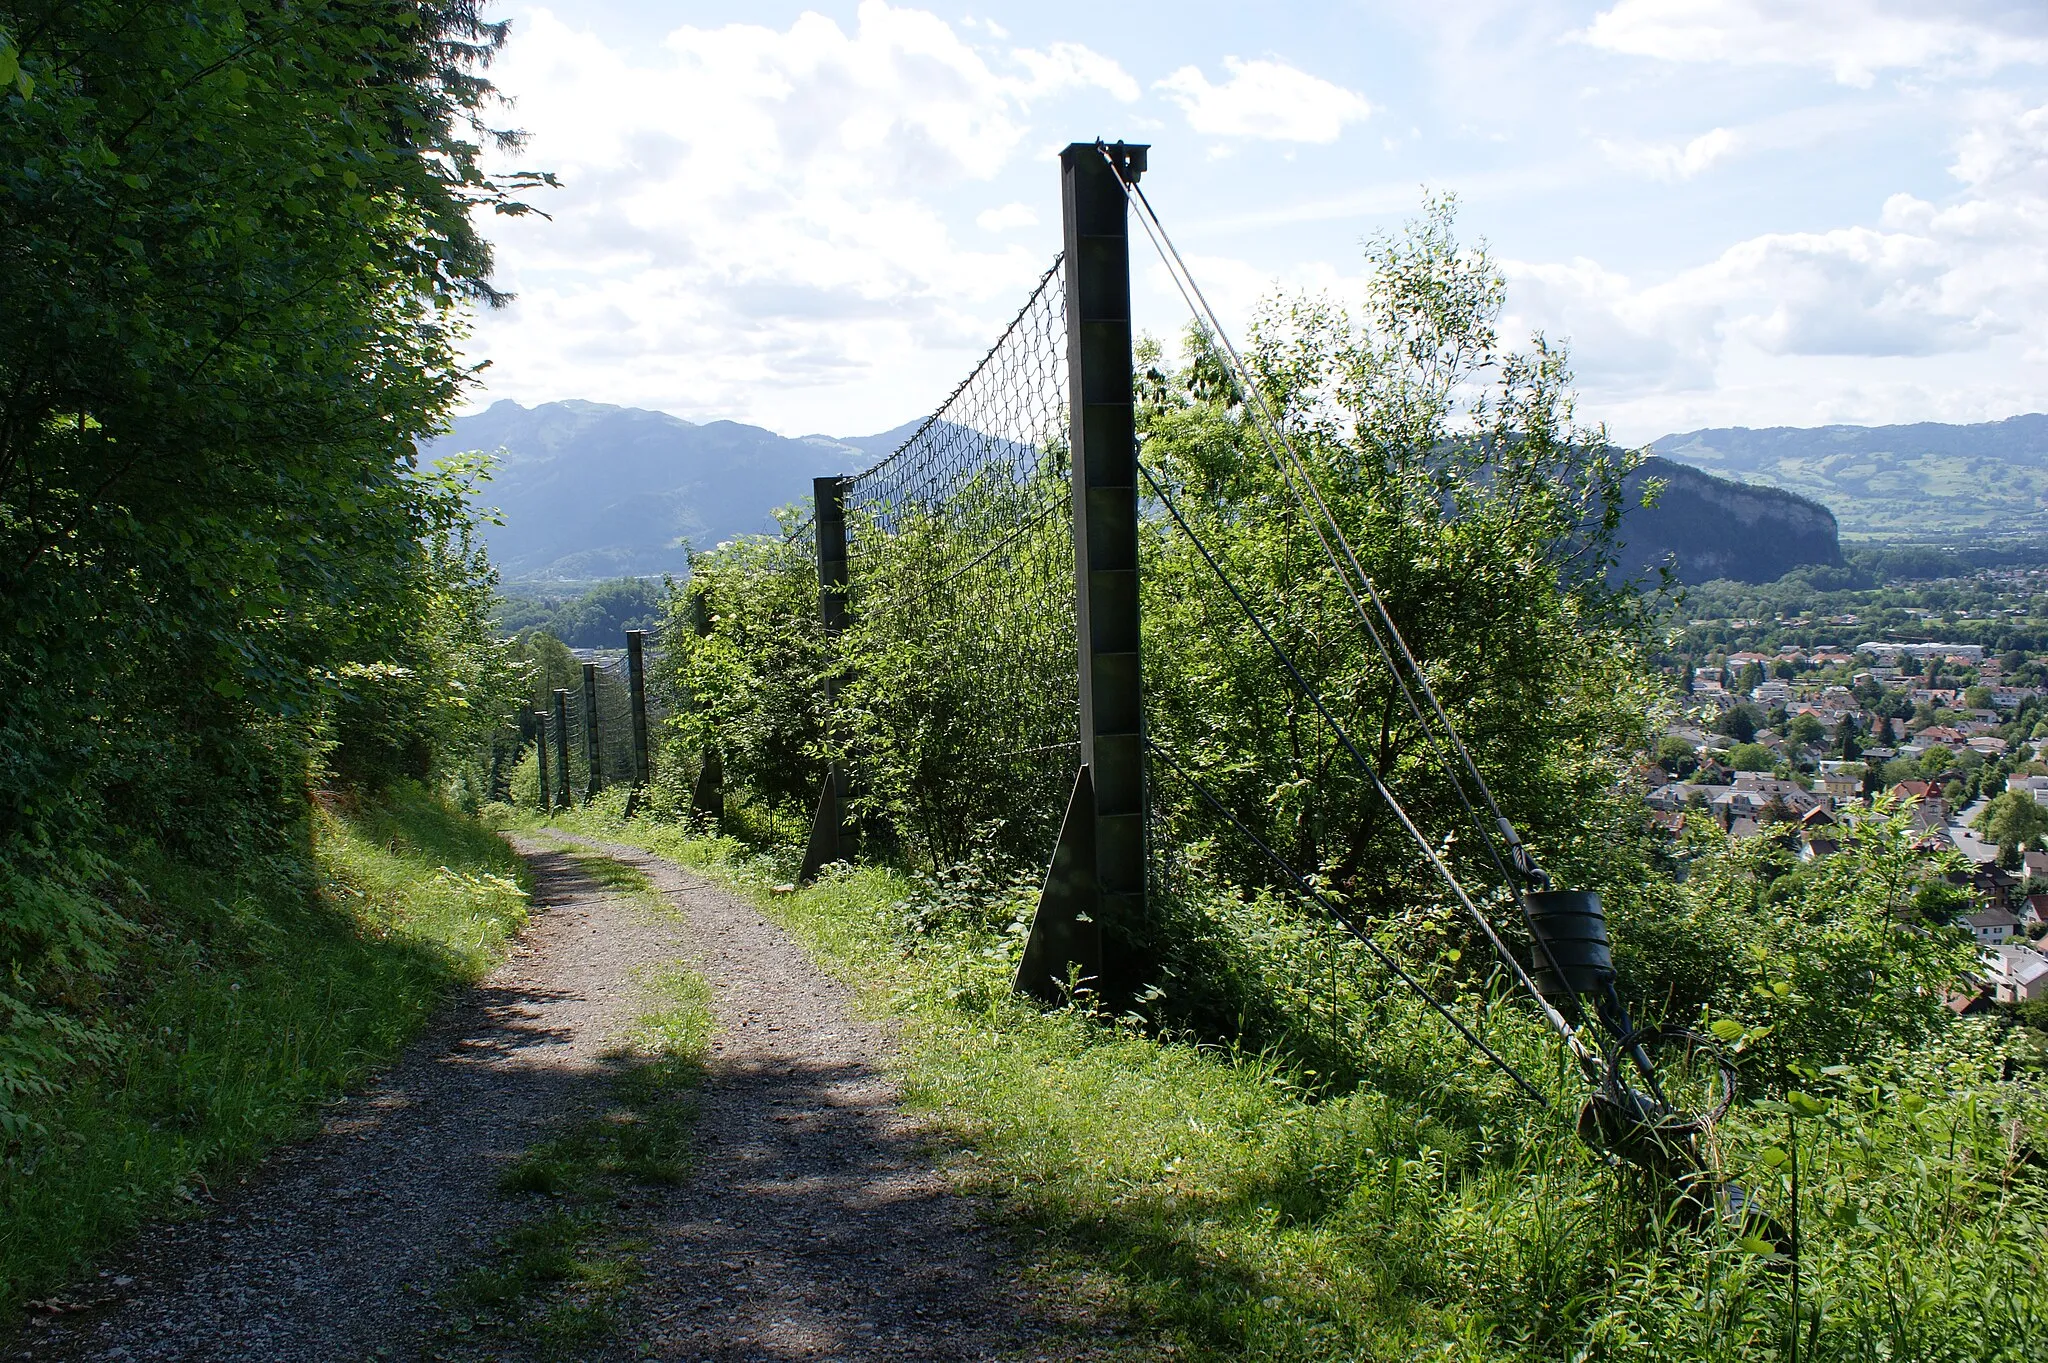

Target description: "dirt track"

left=23, top=834, right=1085, bottom=1362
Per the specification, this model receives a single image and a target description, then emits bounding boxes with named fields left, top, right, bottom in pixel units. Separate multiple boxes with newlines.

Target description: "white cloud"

left=1952, top=92, right=2048, bottom=194
left=1502, top=257, right=1721, bottom=393
left=1582, top=0, right=2048, bottom=87
left=1598, top=126, right=1737, bottom=180
left=1013, top=42, right=1141, bottom=103
left=1504, top=95, right=2048, bottom=437
left=977, top=202, right=1038, bottom=231
left=464, top=3, right=1137, bottom=435
left=1154, top=57, right=1372, bottom=143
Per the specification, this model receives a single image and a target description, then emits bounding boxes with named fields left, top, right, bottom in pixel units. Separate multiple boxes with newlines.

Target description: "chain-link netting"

left=836, top=256, right=1079, bottom=872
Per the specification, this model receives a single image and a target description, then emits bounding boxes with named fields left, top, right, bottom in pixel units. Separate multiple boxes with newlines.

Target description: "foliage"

left=1726, top=743, right=1776, bottom=772
left=834, top=477, right=1079, bottom=871
left=0, top=0, right=536, bottom=1195
left=658, top=516, right=828, bottom=819
left=569, top=805, right=2048, bottom=1363
left=1137, top=198, right=1656, bottom=955
left=493, top=579, right=666, bottom=648
left=1716, top=704, right=1762, bottom=743
left=0, top=785, right=527, bottom=1315
left=1975, top=790, right=2048, bottom=856
left=319, top=507, right=522, bottom=800
left=1665, top=801, right=1978, bottom=1079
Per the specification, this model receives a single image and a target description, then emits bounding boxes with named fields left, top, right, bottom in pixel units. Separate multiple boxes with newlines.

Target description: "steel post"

left=1018, top=140, right=1149, bottom=1004
left=582, top=663, right=601, bottom=800
left=686, top=588, right=725, bottom=825
left=552, top=688, right=572, bottom=809
left=799, top=475, right=850, bottom=881
left=626, top=630, right=651, bottom=789
left=534, top=710, right=552, bottom=814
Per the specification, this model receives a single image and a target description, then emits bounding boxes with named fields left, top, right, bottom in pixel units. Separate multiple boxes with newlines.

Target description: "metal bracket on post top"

left=1016, top=139, right=1149, bottom=1006
left=799, top=475, right=850, bottom=883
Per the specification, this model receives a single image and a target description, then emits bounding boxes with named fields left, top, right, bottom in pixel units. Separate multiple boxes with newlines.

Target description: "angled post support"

left=1017, top=139, right=1150, bottom=1005
left=552, top=688, right=572, bottom=809
left=582, top=663, right=602, bottom=801
left=799, top=475, right=851, bottom=882
left=625, top=629, right=651, bottom=815
left=534, top=709, right=553, bottom=815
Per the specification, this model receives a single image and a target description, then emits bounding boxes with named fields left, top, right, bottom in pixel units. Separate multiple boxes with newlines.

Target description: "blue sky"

left=463, top=0, right=2048, bottom=445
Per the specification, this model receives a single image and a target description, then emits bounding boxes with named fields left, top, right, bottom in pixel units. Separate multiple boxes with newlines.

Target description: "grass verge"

left=0, top=783, right=530, bottom=1318
left=436, top=848, right=712, bottom=1361
left=503, top=801, right=2048, bottom=1362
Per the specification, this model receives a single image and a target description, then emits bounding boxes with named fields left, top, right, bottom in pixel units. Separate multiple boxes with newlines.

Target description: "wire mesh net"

left=520, top=650, right=670, bottom=801
left=837, top=256, right=1079, bottom=872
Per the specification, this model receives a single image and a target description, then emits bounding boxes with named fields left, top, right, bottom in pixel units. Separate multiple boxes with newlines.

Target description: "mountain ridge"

left=429, top=398, right=1846, bottom=586
left=1650, top=413, right=2048, bottom=541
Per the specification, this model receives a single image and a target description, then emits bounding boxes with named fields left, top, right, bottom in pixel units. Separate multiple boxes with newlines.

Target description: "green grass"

left=439, top=875, right=713, bottom=1362
left=514, top=799, right=2048, bottom=1362
left=0, top=783, right=531, bottom=1316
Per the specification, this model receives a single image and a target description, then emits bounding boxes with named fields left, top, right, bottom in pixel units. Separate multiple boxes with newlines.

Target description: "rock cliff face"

left=1613, top=456, right=1842, bottom=585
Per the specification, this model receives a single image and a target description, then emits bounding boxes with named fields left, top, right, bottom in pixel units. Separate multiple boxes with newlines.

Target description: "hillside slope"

left=423, top=401, right=877, bottom=579
left=429, top=400, right=1843, bottom=586
left=1651, top=413, right=2048, bottom=540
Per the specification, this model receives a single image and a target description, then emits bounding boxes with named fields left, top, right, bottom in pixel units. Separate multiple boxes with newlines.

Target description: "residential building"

left=1967, top=906, right=2019, bottom=945
left=1815, top=761, right=1863, bottom=800
left=1983, top=942, right=2048, bottom=1002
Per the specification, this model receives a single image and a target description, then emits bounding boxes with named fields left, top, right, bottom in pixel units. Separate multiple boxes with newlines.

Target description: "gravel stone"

left=22, top=834, right=1093, bottom=1362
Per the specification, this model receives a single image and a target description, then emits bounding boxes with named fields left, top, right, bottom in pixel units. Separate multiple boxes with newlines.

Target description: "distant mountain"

left=427, top=399, right=1843, bottom=587
left=422, top=400, right=896, bottom=580
left=1650, top=414, right=2048, bottom=540
left=1615, top=457, right=1841, bottom=586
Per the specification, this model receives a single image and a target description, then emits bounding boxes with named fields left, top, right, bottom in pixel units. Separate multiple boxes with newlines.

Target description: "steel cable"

left=1138, top=460, right=1598, bottom=1067
left=1104, top=146, right=1594, bottom=1066
left=1146, top=735, right=1550, bottom=1105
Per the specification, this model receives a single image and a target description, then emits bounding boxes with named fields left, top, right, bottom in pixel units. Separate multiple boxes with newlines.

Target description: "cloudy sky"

left=463, top=0, right=2048, bottom=446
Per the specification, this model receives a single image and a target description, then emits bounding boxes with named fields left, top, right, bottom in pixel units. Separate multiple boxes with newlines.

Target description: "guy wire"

left=1138, top=460, right=1597, bottom=1069
left=1106, top=147, right=1590, bottom=1068
left=1099, top=145, right=1525, bottom=901
left=1147, top=735, right=1550, bottom=1106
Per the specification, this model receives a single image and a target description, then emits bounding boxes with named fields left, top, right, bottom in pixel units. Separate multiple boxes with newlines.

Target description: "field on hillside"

left=1655, top=419, right=2048, bottom=540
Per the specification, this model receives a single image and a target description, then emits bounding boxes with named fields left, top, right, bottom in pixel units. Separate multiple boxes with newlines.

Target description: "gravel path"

left=557, top=834, right=1076, bottom=1363
left=21, top=833, right=1088, bottom=1363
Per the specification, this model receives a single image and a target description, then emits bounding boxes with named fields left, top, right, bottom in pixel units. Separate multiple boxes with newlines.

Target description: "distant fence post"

left=1017, top=139, right=1149, bottom=1005
left=552, top=688, right=572, bottom=810
left=534, top=708, right=553, bottom=815
left=582, top=663, right=602, bottom=801
left=626, top=629, right=651, bottom=791
left=686, top=588, right=725, bottom=826
left=799, top=475, right=850, bottom=882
